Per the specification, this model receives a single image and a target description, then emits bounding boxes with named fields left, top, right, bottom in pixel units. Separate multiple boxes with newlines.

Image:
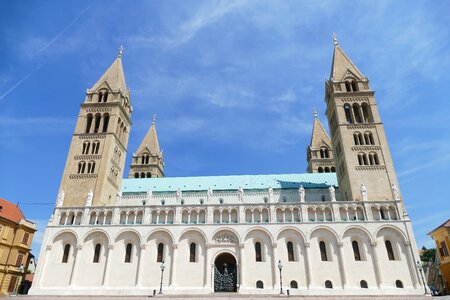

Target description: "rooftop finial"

left=314, top=109, right=318, bottom=118
left=333, top=32, right=338, bottom=46
left=118, top=45, right=125, bottom=58
left=152, top=113, right=157, bottom=125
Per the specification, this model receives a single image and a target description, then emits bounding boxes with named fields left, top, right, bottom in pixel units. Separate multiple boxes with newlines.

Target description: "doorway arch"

left=214, top=252, right=237, bottom=292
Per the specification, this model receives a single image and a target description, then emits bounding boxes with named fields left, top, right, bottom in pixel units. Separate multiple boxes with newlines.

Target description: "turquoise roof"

left=122, top=173, right=337, bottom=193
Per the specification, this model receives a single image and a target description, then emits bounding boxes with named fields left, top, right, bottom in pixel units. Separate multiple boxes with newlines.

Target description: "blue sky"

left=1, top=0, right=449, bottom=256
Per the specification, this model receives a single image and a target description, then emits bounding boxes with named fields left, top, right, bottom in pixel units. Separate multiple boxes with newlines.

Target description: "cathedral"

left=30, top=40, right=424, bottom=296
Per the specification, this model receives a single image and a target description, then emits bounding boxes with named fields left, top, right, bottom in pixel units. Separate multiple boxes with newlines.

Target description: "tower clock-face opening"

left=214, top=253, right=237, bottom=293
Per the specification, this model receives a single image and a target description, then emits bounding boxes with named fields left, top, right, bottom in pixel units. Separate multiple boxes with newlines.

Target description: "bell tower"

left=128, top=115, right=164, bottom=178
left=307, top=111, right=335, bottom=173
left=57, top=48, right=132, bottom=207
left=325, top=36, right=400, bottom=201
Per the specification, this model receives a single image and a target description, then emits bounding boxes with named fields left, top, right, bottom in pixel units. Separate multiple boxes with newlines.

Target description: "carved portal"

left=213, top=231, right=238, bottom=245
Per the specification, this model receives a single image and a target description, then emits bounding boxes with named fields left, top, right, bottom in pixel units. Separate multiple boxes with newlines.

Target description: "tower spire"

left=306, top=112, right=335, bottom=173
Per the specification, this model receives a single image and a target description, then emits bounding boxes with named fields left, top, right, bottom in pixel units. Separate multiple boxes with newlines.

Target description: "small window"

left=360, top=280, right=368, bottom=288
left=345, top=81, right=351, bottom=92
left=287, top=241, right=295, bottom=261
left=255, top=242, right=262, bottom=262
left=325, top=280, right=333, bottom=288
left=290, top=280, right=298, bottom=289
left=157, top=243, right=164, bottom=262
left=93, top=244, right=101, bottom=263
left=256, top=280, right=264, bottom=289
left=319, top=241, right=328, bottom=261
left=102, top=113, right=110, bottom=133
left=15, top=253, right=24, bottom=267
left=395, top=280, right=403, bottom=288
left=385, top=240, right=395, bottom=261
left=22, top=233, right=30, bottom=244
left=134, top=172, right=139, bottom=178
left=351, top=81, right=358, bottom=92
left=190, top=243, right=196, bottom=262
left=352, top=241, right=361, bottom=261
left=62, top=244, right=71, bottom=263
left=344, top=103, right=353, bottom=123
left=85, top=114, right=93, bottom=133
left=125, top=243, right=132, bottom=263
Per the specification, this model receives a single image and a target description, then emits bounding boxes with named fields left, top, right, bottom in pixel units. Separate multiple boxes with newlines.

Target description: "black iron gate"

left=214, top=263, right=237, bottom=292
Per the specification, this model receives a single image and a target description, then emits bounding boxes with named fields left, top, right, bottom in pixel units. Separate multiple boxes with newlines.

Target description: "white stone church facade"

left=30, top=41, right=424, bottom=296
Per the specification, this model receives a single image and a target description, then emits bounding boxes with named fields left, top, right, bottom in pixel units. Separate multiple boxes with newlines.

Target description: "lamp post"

left=278, top=260, right=284, bottom=295
left=158, top=261, right=165, bottom=295
left=416, top=261, right=427, bottom=295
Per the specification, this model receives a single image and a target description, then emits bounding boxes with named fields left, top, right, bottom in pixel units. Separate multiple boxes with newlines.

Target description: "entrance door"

left=214, top=253, right=237, bottom=292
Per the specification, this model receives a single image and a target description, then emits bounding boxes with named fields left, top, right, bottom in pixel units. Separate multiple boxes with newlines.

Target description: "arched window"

left=134, top=172, right=139, bottom=178
left=125, top=243, right=132, bottom=263
left=93, top=243, right=101, bottom=263
left=353, top=103, right=362, bottom=123
left=385, top=240, right=395, bottom=260
left=102, top=113, right=109, bottom=133
left=360, top=280, right=368, bottom=288
left=85, top=114, right=93, bottom=133
left=361, top=103, right=372, bottom=123
left=157, top=243, right=164, bottom=262
left=146, top=172, right=151, bottom=178
left=287, top=241, right=295, bottom=261
left=94, top=113, right=101, bottom=133
left=354, top=133, right=360, bottom=145
left=352, top=241, right=361, bottom=261
left=290, top=280, right=298, bottom=289
left=319, top=241, right=328, bottom=261
left=325, top=149, right=330, bottom=158
left=374, top=153, right=380, bottom=165
left=369, top=132, right=375, bottom=145
left=345, top=81, right=351, bottom=92
left=256, top=280, right=264, bottom=289
left=98, top=91, right=103, bottom=103
left=395, top=280, right=403, bottom=288
left=362, top=153, right=368, bottom=165
left=255, top=242, right=262, bottom=262
left=78, top=161, right=86, bottom=174
left=103, top=91, right=108, bottom=102
left=344, top=103, right=353, bottom=123
left=82, top=141, right=90, bottom=154
left=139, top=172, right=145, bottom=178
left=189, top=243, right=197, bottom=262
left=325, top=280, right=333, bottom=288
left=351, top=81, right=358, bottom=92
left=141, top=154, right=149, bottom=164
left=325, top=167, right=330, bottom=173
left=62, top=244, right=70, bottom=263
left=87, top=161, right=95, bottom=173
left=318, top=167, right=324, bottom=173
left=358, top=154, right=363, bottom=165
left=331, top=166, right=336, bottom=172
left=364, top=133, right=370, bottom=145
left=369, top=153, right=375, bottom=165
left=92, top=140, right=100, bottom=154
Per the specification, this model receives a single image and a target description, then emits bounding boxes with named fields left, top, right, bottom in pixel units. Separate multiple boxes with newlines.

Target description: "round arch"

left=308, top=225, right=340, bottom=242
left=374, top=225, right=408, bottom=242
left=178, top=227, right=208, bottom=244
left=276, top=226, right=306, bottom=242
left=243, top=226, right=275, bottom=244
left=211, top=227, right=241, bottom=244
left=83, top=229, right=111, bottom=245
left=146, top=228, right=175, bottom=244
left=340, top=225, right=375, bottom=244
left=114, top=228, right=143, bottom=244
left=51, top=229, right=80, bottom=245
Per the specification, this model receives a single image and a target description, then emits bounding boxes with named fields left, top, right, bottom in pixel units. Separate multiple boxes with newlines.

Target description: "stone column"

left=269, top=205, right=276, bottom=223
left=69, top=245, right=83, bottom=286
left=169, top=244, right=178, bottom=287
left=331, top=203, right=340, bottom=221
left=404, top=240, right=418, bottom=288
left=337, top=241, right=347, bottom=289
left=304, top=242, right=312, bottom=289
left=271, top=243, right=278, bottom=289
left=102, top=244, right=114, bottom=286
left=175, top=207, right=182, bottom=224
left=239, top=205, right=245, bottom=223
left=239, top=243, right=245, bottom=289
left=370, top=241, right=382, bottom=288
left=136, top=244, right=146, bottom=286
left=204, top=243, right=211, bottom=289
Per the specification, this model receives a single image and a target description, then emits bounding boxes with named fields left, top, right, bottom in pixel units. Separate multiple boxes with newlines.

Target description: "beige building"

left=429, top=219, right=450, bottom=293
left=0, top=198, right=36, bottom=295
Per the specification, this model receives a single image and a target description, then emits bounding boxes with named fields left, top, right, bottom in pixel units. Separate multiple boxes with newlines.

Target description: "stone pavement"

left=5, top=295, right=438, bottom=300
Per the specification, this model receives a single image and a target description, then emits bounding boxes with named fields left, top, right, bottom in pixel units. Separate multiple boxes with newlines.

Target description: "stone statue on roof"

left=116, top=191, right=122, bottom=204
left=207, top=188, right=213, bottom=201
left=176, top=188, right=182, bottom=201
left=299, top=185, right=305, bottom=202
left=238, top=186, right=244, bottom=202
left=268, top=187, right=274, bottom=202
left=57, top=190, right=65, bottom=207
left=146, top=189, right=152, bottom=202
left=360, top=184, right=367, bottom=201
left=391, top=184, right=400, bottom=200
left=86, top=190, right=93, bottom=206
left=329, top=185, right=336, bottom=202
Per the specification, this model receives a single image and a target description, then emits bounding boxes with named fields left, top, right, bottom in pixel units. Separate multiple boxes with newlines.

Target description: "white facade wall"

left=30, top=190, right=424, bottom=296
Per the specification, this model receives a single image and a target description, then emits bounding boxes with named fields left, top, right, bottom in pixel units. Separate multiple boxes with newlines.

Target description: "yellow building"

left=0, top=198, right=36, bottom=295
left=429, top=219, right=450, bottom=293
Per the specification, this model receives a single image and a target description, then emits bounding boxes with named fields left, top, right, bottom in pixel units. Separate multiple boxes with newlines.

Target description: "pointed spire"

left=309, top=111, right=331, bottom=149
left=136, top=116, right=161, bottom=156
left=91, top=49, right=127, bottom=92
left=329, top=36, right=364, bottom=81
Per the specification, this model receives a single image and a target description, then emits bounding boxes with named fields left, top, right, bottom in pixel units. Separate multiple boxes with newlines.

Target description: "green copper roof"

left=122, top=173, right=337, bottom=193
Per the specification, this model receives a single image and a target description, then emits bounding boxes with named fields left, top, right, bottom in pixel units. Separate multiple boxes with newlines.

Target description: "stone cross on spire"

left=152, top=113, right=157, bottom=125
left=118, top=45, right=125, bottom=58
left=333, top=32, right=338, bottom=46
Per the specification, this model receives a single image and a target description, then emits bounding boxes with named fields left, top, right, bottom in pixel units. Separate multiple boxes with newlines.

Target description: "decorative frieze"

left=355, top=165, right=386, bottom=171
left=69, top=174, right=98, bottom=180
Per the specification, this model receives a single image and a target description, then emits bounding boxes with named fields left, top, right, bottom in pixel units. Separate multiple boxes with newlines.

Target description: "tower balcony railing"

left=53, top=199, right=403, bottom=227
